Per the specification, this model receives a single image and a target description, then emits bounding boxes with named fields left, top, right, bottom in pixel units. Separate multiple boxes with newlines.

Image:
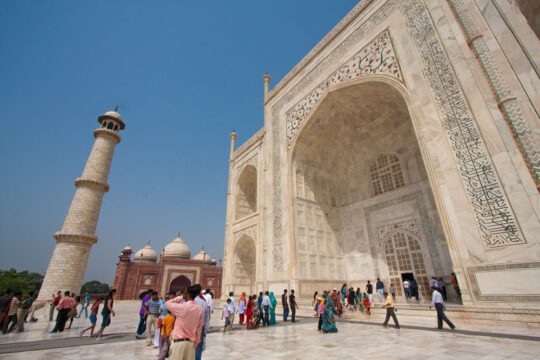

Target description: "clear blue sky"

left=0, top=0, right=359, bottom=284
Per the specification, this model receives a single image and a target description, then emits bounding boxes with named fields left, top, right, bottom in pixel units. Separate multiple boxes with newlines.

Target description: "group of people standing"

left=135, top=285, right=212, bottom=360
left=0, top=290, right=36, bottom=334
left=222, top=289, right=299, bottom=331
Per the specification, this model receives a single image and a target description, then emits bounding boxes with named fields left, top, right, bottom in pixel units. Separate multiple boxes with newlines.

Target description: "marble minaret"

left=38, top=110, right=125, bottom=300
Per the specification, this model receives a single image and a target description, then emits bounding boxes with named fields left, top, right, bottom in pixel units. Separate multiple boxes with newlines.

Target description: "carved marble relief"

left=285, top=30, right=402, bottom=147
left=398, top=0, right=524, bottom=247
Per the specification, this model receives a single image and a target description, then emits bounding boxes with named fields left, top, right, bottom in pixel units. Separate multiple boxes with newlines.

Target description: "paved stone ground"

left=1, top=301, right=539, bottom=359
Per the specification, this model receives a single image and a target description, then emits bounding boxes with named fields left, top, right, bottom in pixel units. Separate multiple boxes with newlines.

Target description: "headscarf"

left=269, top=292, right=277, bottom=306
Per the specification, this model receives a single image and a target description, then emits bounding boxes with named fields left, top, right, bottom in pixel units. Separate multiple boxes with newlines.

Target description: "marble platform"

left=1, top=301, right=539, bottom=359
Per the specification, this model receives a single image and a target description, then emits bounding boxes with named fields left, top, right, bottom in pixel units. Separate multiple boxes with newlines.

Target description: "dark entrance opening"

left=401, top=272, right=414, bottom=282
left=169, top=275, right=191, bottom=295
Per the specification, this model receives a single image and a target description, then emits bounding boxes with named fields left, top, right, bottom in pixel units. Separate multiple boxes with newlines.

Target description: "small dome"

left=123, top=244, right=132, bottom=251
left=133, top=242, right=158, bottom=262
left=193, top=249, right=211, bottom=261
left=163, top=234, right=191, bottom=259
left=103, top=111, right=123, bottom=121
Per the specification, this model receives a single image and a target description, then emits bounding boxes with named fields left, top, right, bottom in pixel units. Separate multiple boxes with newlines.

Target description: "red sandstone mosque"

left=113, top=234, right=222, bottom=300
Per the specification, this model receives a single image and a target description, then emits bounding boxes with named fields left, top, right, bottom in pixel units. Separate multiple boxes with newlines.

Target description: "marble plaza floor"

left=1, top=301, right=539, bottom=359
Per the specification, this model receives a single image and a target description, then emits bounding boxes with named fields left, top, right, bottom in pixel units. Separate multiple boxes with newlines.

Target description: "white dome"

left=163, top=234, right=191, bottom=259
left=133, top=242, right=158, bottom=262
left=123, top=244, right=132, bottom=251
left=193, top=249, right=211, bottom=261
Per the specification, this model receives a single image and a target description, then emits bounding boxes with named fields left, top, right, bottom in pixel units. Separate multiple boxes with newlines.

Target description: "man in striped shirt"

left=145, top=291, right=161, bottom=346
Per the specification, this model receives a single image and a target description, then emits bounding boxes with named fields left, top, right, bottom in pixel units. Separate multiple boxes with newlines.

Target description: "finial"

left=177, top=232, right=181, bottom=238
left=202, top=245, right=205, bottom=251
left=146, top=241, right=150, bottom=246
left=263, top=73, right=271, bottom=98
left=114, top=105, right=119, bottom=112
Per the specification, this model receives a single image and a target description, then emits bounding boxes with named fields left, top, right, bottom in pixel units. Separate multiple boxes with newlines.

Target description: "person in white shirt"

left=203, top=289, right=213, bottom=313
left=430, top=287, right=455, bottom=330
left=227, top=292, right=236, bottom=331
left=403, top=280, right=411, bottom=299
left=261, top=291, right=272, bottom=326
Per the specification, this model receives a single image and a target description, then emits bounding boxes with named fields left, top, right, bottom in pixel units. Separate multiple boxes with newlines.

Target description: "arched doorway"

left=169, top=275, right=191, bottom=295
left=235, top=165, right=257, bottom=219
left=290, top=79, right=452, bottom=289
left=232, top=234, right=256, bottom=294
left=383, top=231, right=430, bottom=298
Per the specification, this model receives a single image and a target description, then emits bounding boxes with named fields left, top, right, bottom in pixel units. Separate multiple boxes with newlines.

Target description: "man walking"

left=430, top=287, right=455, bottom=330
left=17, top=291, right=34, bottom=332
left=0, top=291, right=12, bottom=329
left=281, top=289, right=289, bottom=322
left=136, top=289, right=152, bottom=339
left=2, top=292, right=21, bottom=333
left=289, top=289, right=299, bottom=323
left=403, top=279, right=411, bottom=299
left=366, top=281, right=374, bottom=305
left=376, top=278, right=385, bottom=303
left=382, top=291, right=400, bottom=329
left=166, top=285, right=204, bottom=360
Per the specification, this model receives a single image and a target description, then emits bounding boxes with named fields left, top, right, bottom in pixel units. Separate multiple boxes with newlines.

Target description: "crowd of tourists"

left=0, top=290, right=37, bottom=334
left=220, top=289, right=298, bottom=332
left=134, top=285, right=211, bottom=360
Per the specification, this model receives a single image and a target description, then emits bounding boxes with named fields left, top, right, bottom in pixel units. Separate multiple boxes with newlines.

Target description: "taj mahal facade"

left=222, top=0, right=540, bottom=315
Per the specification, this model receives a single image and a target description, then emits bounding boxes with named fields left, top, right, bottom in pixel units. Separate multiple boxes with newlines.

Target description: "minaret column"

left=38, top=110, right=125, bottom=300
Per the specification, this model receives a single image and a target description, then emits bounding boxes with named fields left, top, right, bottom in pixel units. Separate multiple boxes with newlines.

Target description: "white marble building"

left=223, top=0, right=540, bottom=312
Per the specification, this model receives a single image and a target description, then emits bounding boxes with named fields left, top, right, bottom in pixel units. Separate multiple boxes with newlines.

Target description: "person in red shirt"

left=165, top=285, right=204, bottom=360
left=49, top=291, right=61, bottom=322
left=80, top=297, right=102, bottom=337
left=50, top=291, right=75, bottom=333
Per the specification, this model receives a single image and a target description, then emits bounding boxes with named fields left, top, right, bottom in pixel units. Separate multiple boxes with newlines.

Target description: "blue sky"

left=0, top=0, right=359, bottom=284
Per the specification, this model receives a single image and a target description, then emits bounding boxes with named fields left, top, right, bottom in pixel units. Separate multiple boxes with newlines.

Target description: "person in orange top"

left=363, top=293, right=371, bottom=315
left=158, top=312, right=175, bottom=360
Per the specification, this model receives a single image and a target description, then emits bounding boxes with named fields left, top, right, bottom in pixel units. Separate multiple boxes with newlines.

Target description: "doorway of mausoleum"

left=169, top=275, right=191, bottom=295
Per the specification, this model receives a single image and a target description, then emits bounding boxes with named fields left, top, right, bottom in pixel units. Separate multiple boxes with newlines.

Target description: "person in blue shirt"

left=77, top=292, right=92, bottom=318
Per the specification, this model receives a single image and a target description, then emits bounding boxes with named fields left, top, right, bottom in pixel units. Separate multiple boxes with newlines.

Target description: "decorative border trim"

left=94, top=128, right=121, bottom=144
left=74, top=178, right=110, bottom=192
left=285, top=29, right=402, bottom=147
left=54, top=232, right=97, bottom=245
left=467, top=261, right=540, bottom=302
left=397, top=0, right=524, bottom=248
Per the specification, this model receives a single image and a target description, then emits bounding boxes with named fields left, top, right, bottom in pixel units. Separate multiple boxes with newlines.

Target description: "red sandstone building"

left=113, top=234, right=222, bottom=299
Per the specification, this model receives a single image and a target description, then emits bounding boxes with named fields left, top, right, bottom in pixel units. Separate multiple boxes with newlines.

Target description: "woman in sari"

left=249, top=298, right=260, bottom=330
left=269, top=292, right=277, bottom=325
left=332, top=291, right=343, bottom=318
left=245, top=295, right=254, bottom=329
left=321, top=295, right=338, bottom=333
left=355, top=288, right=364, bottom=313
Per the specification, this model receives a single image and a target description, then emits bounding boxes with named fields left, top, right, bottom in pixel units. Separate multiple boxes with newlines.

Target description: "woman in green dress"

left=321, top=295, right=338, bottom=333
left=269, top=292, right=278, bottom=325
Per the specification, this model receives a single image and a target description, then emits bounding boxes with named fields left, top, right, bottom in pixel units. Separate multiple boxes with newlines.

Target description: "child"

left=316, top=297, right=324, bottom=331
left=158, top=312, right=175, bottom=360
left=222, top=298, right=232, bottom=333
left=80, top=297, right=102, bottom=337
left=363, top=293, right=371, bottom=315
left=390, top=283, right=397, bottom=301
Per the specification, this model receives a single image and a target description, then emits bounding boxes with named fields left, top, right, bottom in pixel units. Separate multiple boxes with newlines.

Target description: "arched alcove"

left=235, top=165, right=257, bottom=219
left=232, top=234, right=256, bottom=293
left=168, top=275, right=191, bottom=295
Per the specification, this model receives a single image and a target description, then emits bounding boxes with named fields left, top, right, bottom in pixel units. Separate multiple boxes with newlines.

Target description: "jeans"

left=78, top=304, right=88, bottom=318
left=263, top=305, right=269, bottom=325
left=283, top=306, right=289, bottom=321
left=404, top=288, right=411, bottom=299
left=377, top=289, right=384, bottom=302
left=195, top=335, right=205, bottom=360
left=136, top=314, right=147, bottom=336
